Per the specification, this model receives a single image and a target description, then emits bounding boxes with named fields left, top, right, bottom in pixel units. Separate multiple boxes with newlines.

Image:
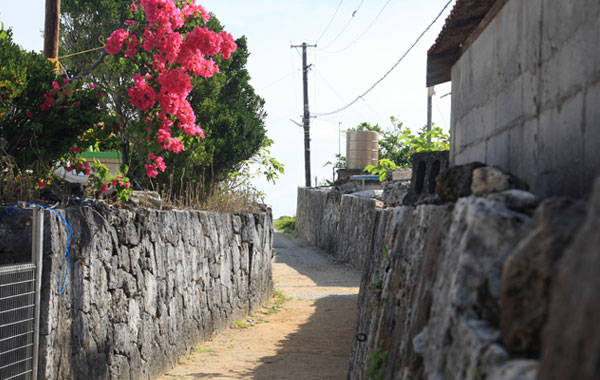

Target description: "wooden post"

left=44, top=0, right=60, bottom=60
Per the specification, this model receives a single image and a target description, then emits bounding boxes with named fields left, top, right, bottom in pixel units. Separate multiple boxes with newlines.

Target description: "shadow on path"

left=273, top=232, right=359, bottom=290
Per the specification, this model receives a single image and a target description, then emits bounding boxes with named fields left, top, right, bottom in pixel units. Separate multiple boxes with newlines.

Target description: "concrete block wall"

left=35, top=205, right=273, bottom=380
left=450, top=0, right=600, bottom=198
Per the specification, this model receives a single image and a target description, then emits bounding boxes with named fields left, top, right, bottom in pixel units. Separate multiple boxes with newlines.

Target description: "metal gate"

left=0, top=208, right=43, bottom=380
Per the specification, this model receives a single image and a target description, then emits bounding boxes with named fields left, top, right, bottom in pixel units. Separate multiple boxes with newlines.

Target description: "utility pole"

left=426, top=86, right=435, bottom=142
left=44, top=0, right=61, bottom=60
left=291, top=42, right=317, bottom=187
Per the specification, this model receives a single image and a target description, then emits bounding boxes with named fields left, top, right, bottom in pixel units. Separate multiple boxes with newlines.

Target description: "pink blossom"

left=127, top=73, right=156, bottom=111
left=186, top=26, right=221, bottom=56
left=106, top=29, right=130, bottom=55
left=183, top=3, right=210, bottom=23
left=145, top=164, right=158, bottom=178
left=52, top=81, right=60, bottom=92
left=26, top=110, right=33, bottom=118
left=41, top=96, right=53, bottom=111
left=63, top=78, right=70, bottom=85
left=100, top=184, right=109, bottom=194
left=125, top=182, right=131, bottom=190
left=141, top=0, right=178, bottom=27
left=158, top=68, right=192, bottom=97
left=154, top=155, right=167, bottom=171
left=219, top=32, right=237, bottom=59
left=69, top=147, right=82, bottom=154
left=124, top=35, right=139, bottom=58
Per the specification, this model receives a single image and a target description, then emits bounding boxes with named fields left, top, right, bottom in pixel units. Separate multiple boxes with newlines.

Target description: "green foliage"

left=364, top=158, right=398, bottom=182
left=324, top=153, right=346, bottom=169
left=367, top=341, right=389, bottom=380
left=369, top=273, right=384, bottom=292
left=274, top=216, right=296, bottom=234
left=400, top=126, right=450, bottom=153
left=0, top=26, right=110, bottom=201
left=354, top=118, right=450, bottom=182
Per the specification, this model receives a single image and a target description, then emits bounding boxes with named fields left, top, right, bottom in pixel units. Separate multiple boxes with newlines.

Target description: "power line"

left=315, top=0, right=345, bottom=43
left=258, top=69, right=299, bottom=91
left=321, top=0, right=393, bottom=54
left=314, top=0, right=454, bottom=117
left=318, top=0, right=366, bottom=50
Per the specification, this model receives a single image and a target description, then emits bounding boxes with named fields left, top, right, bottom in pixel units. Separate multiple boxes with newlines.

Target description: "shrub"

left=274, top=216, right=295, bottom=233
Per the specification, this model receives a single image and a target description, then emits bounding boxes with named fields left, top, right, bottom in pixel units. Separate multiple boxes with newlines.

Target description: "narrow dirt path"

left=158, top=232, right=361, bottom=380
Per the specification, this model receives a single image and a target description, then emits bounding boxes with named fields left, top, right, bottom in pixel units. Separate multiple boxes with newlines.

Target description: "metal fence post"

left=31, top=208, right=43, bottom=380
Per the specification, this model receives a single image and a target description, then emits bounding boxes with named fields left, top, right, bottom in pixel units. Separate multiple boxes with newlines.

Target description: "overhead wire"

left=315, top=0, right=345, bottom=43
left=314, top=0, right=454, bottom=117
left=321, top=0, right=393, bottom=54
left=318, top=0, right=366, bottom=51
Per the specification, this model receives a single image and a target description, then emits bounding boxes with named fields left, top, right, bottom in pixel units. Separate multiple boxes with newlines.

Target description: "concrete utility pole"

left=44, top=0, right=61, bottom=60
left=426, top=86, right=435, bottom=142
left=291, top=42, right=317, bottom=187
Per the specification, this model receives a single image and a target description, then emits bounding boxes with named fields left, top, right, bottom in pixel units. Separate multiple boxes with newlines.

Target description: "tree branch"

left=69, top=50, right=108, bottom=82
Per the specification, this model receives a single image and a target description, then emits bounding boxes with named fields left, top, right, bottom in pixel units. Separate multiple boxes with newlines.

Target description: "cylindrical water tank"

left=346, top=130, right=379, bottom=170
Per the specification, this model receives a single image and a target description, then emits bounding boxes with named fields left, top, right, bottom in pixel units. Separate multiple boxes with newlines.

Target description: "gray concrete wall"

left=35, top=206, right=273, bottom=380
left=450, top=0, right=600, bottom=198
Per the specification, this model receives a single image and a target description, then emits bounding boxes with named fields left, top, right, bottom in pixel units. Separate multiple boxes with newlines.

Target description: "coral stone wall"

left=297, top=181, right=600, bottom=379
left=33, top=206, right=273, bottom=380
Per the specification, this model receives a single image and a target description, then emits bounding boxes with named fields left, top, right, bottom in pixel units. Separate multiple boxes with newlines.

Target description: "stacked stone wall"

left=296, top=182, right=600, bottom=379
left=21, top=205, right=273, bottom=380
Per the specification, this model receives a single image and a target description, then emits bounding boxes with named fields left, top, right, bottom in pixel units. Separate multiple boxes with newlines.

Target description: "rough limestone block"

left=538, top=178, right=600, bottom=380
left=424, top=196, right=531, bottom=379
left=471, top=166, right=529, bottom=196
left=436, top=162, right=486, bottom=202
left=500, top=197, right=585, bottom=357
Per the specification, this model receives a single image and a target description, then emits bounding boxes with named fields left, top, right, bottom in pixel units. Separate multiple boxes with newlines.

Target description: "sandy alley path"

left=158, top=232, right=361, bottom=380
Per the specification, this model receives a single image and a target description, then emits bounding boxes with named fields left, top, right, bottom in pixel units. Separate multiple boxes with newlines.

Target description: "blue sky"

left=1, top=0, right=454, bottom=217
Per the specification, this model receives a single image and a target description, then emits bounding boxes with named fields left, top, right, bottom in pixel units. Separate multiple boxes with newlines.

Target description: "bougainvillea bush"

left=102, top=0, right=237, bottom=179
left=58, top=0, right=274, bottom=203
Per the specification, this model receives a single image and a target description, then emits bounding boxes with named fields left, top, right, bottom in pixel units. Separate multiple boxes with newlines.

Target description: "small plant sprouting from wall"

left=367, top=341, right=389, bottom=380
left=369, top=274, right=384, bottom=293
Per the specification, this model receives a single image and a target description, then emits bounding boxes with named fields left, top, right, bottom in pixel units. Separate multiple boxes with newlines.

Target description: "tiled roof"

left=426, top=0, right=499, bottom=86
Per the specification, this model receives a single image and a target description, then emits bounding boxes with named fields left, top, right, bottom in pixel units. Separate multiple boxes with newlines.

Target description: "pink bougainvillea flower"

left=218, top=31, right=237, bottom=59
left=124, top=35, right=139, bottom=58
left=154, top=155, right=167, bottom=171
left=40, top=96, right=53, bottom=111
left=145, top=164, right=159, bottom=178
left=52, top=81, right=61, bottom=92
left=69, top=147, right=82, bottom=154
left=106, top=29, right=130, bottom=55
left=127, top=73, right=156, bottom=111
left=26, top=110, right=33, bottom=118
left=100, top=184, right=109, bottom=194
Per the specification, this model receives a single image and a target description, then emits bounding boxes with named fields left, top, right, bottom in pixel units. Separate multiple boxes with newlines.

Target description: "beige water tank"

left=346, top=130, right=379, bottom=170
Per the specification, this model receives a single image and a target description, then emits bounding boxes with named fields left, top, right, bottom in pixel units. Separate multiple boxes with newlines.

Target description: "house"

left=427, top=0, right=600, bottom=198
